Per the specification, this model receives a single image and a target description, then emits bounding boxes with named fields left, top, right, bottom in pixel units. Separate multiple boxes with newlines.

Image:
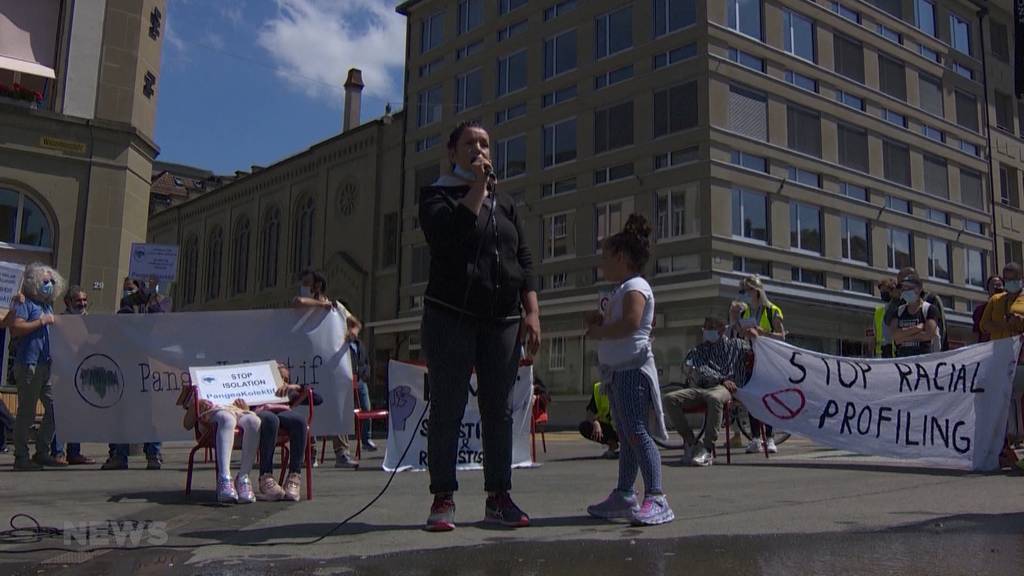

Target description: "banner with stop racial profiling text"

left=736, top=337, right=1020, bottom=471
left=50, top=308, right=353, bottom=442
left=383, top=360, right=534, bottom=472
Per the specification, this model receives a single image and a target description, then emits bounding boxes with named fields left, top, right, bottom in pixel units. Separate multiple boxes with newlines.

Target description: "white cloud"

left=256, top=0, right=406, bottom=104
left=163, top=14, right=187, bottom=56
left=220, top=0, right=246, bottom=27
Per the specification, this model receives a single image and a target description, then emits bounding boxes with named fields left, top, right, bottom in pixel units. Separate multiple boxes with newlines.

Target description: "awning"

left=0, top=54, right=55, bottom=79
left=0, top=0, right=60, bottom=79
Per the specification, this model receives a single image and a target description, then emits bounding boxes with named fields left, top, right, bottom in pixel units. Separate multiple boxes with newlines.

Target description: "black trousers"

left=421, top=304, right=521, bottom=494
left=257, top=410, right=307, bottom=475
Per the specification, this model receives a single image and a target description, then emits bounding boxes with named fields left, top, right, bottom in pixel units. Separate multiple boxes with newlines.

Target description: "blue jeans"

left=108, top=443, right=162, bottom=460
left=51, top=438, right=81, bottom=458
left=357, top=381, right=372, bottom=442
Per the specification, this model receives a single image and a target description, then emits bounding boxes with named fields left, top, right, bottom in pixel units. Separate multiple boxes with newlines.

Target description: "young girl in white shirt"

left=584, top=214, right=673, bottom=526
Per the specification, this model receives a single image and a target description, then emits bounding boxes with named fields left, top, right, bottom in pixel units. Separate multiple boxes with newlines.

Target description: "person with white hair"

left=10, top=262, right=66, bottom=471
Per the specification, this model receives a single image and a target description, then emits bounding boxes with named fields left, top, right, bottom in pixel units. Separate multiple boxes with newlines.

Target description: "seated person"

left=578, top=382, right=619, bottom=459
left=663, top=317, right=750, bottom=467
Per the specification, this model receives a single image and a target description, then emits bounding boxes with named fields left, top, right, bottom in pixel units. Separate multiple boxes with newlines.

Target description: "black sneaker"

left=485, top=492, right=530, bottom=528
left=146, top=456, right=162, bottom=470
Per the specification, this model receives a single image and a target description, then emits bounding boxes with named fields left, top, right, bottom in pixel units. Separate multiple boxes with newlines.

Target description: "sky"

left=155, top=0, right=407, bottom=175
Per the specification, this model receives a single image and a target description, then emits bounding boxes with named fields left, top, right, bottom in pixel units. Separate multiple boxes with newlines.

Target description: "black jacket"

left=884, top=290, right=949, bottom=350
left=419, top=179, right=537, bottom=320
left=348, top=337, right=370, bottom=384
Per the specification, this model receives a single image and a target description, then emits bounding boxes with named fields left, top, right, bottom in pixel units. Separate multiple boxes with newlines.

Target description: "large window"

left=878, top=55, right=906, bottom=101
left=596, top=6, right=633, bottom=59
left=655, top=188, right=687, bottom=240
left=417, top=85, right=442, bottom=127
left=727, top=0, right=762, bottom=41
left=455, top=68, right=482, bottom=112
left=595, top=101, right=634, bottom=153
left=548, top=337, right=566, bottom=371
left=790, top=202, right=821, bottom=254
left=495, top=135, right=527, bottom=179
left=787, top=106, right=821, bottom=157
left=499, top=0, right=527, bottom=15
left=991, top=21, right=1010, bottom=62
left=544, top=212, right=574, bottom=259
left=595, top=201, right=625, bottom=249
left=841, top=215, right=869, bottom=263
left=231, top=217, right=250, bottom=295
left=995, top=91, right=1014, bottom=132
left=293, top=196, right=315, bottom=274
left=458, top=0, right=482, bottom=34
left=181, top=235, right=198, bottom=305
left=1001, top=165, right=1020, bottom=208
left=420, top=11, right=444, bottom=53
left=915, top=0, right=935, bottom=37
left=928, top=238, right=950, bottom=281
left=653, top=81, right=698, bottom=138
left=497, top=50, right=527, bottom=97
left=783, top=10, right=814, bottom=62
left=260, top=206, right=280, bottom=289
left=960, top=169, right=983, bottom=209
left=955, top=90, right=978, bottom=132
left=833, top=34, right=864, bottom=83
left=922, top=155, right=948, bottom=199
left=883, top=140, right=910, bottom=186
left=205, top=226, right=224, bottom=300
left=868, top=0, right=901, bottom=18
left=544, top=29, right=577, bottom=78
left=838, top=124, right=868, bottom=172
left=949, top=13, right=971, bottom=56
left=887, top=228, right=912, bottom=270
left=732, top=188, right=768, bottom=243
left=966, top=249, right=986, bottom=288
left=654, top=0, right=696, bottom=37
left=918, top=73, right=943, bottom=117
left=543, top=118, right=577, bottom=167
left=728, top=86, right=767, bottom=140
left=0, top=189, right=53, bottom=249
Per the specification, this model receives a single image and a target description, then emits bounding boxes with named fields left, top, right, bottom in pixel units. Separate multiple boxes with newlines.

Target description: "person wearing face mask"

left=873, top=279, right=898, bottom=358
left=979, top=263, right=1024, bottom=341
left=728, top=275, right=784, bottom=454
left=973, top=275, right=1004, bottom=343
left=47, top=287, right=95, bottom=466
left=664, top=317, right=751, bottom=467
left=884, top=267, right=948, bottom=352
left=10, top=263, right=65, bottom=470
left=890, top=273, right=941, bottom=357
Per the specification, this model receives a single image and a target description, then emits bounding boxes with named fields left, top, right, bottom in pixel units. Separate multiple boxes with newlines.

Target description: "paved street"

left=1, top=434, right=1022, bottom=575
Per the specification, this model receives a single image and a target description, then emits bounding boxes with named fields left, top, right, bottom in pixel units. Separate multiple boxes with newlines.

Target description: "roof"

left=395, top=0, right=426, bottom=16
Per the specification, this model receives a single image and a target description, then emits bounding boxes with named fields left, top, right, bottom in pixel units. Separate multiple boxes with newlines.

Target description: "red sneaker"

left=426, top=494, right=456, bottom=532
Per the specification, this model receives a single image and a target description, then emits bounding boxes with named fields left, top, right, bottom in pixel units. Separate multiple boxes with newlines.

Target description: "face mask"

left=703, top=330, right=721, bottom=343
left=1005, top=280, right=1022, bottom=294
left=453, top=163, right=477, bottom=183
left=299, top=286, right=312, bottom=298
left=880, top=292, right=892, bottom=303
left=41, top=281, right=53, bottom=296
left=123, top=289, right=135, bottom=298
left=901, top=290, right=919, bottom=304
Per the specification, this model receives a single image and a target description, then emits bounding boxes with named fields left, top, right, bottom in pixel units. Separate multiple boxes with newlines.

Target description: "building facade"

left=0, top=0, right=166, bottom=312
left=150, top=160, right=225, bottom=215
left=389, top=0, right=1021, bottom=399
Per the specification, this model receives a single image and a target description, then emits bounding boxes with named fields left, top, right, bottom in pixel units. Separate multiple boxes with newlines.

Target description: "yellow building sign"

left=39, top=136, right=87, bottom=154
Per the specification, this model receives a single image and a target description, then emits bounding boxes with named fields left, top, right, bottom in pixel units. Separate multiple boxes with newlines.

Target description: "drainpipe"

left=976, top=6, right=1001, bottom=265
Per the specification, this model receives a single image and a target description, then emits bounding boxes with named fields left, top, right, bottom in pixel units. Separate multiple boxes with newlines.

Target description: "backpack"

left=897, top=301, right=941, bottom=352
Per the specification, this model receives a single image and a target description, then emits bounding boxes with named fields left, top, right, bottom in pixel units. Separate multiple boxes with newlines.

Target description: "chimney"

left=343, top=68, right=364, bottom=132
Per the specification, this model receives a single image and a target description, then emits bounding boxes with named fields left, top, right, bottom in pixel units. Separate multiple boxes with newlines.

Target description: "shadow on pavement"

left=720, top=460, right=1001, bottom=477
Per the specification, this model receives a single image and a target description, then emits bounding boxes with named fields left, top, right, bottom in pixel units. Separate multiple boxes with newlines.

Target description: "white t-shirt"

left=597, top=276, right=655, bottom=367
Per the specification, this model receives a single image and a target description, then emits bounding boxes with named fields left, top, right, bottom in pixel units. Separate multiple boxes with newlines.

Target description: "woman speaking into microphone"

left=419, top=121, right=541, bottom=532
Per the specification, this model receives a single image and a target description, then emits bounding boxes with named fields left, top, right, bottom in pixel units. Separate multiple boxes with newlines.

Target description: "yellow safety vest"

left=873, top=305, right=889, bottom=358
left=592, top=382, right=614, bottom=429
left=741, top=303, right=783, bottom=333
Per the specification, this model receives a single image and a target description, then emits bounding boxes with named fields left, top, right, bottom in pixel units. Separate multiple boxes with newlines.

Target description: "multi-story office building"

left=389, top=0, right=1019, bottom=398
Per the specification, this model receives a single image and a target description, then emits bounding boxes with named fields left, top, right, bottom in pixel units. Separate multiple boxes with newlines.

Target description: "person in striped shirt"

left=663, top=317, right=751, bottom=467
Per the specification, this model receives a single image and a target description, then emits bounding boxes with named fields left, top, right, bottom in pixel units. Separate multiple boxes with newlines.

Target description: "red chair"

left=679, top=400, right=735, bottom=464
left=318, top=376, right=388, bottom=465
left=530, top=394, right=549, bottom=462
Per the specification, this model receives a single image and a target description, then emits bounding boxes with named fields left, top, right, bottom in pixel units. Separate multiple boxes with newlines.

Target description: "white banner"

left=51, top=308, right=353, bottom=442
left=191, top=361, right=284, bottom=408
left=383, top=361, right=535, bottom=472
left=736, top=337, right=1020, bottom=471
left=129, top=243, right=179, bottom=283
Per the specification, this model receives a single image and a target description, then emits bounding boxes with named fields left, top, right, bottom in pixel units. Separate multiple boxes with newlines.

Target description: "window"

left=731, top=150, right=768, bottom=172
left=728, top=48, right=765, bottom=72
left=181, top=235, right=198, bottom=305
left=833, top=34, right=864, bottom=83
left=728, top=87, right=767, bottom=140
left=293, top=196, right=315, bottom=273
left=922, top=125, right=944, bottom=142
left=840, top=182, right=868, bottom=202
left=544, top=30, right=577, bottom=78
left=542, top=177, right=576, bottom=198
left=883, top=141, right=910, bottom=187
left=653, top=43, right=697, bottom=69
left=416, top=135, right=440, bottom=152
left=495, top=135, right=527, bottom=179
left=887, top=228, right=913, bottom=270
left=548, top=337, right=566, bottom=371
left=595, top=201, right=625, bottom=248
left=495, top=102, right=527, bottom=125
left=205, top=226, right=224, bottom=300
left=419, top=58, right=444, bottom=78
left=924, top=207, right=949, bottom=225
left=915, top=0, right=935, bottom=36
left=458, top=0, right=482, bottom=34
left=654, top=0, right=696, bottom=37
left=966, top=249, right=986, bottom=288
left=991, top=21, right=1009, bottom=62
left=417, top=85, right=442, bottom=127
left=655, top=146, right=700, bottom=170
left=497, top=51, right=527, bottom=97
left=785, top=70, right=817, bottom=92
left=596, top=6, right=633, bottom=59
left=595, top=101, right=634, bottom=153
left=499, top=0, right=527, bottom=14
left=844, top=277, right=873, bottom=295
left=878, top=55, right=906, bottom=101
left=455, top=68, right=482, bottom=112
left=1006, top=240, right=1024, bottom=267
left=960, top=169, right=983, bottom=210
left=953, top=62, right=974, bottom=80
left=733, top=188, right=768, bottom=242
left=656, top=254, right=696, bottom=275
left=382, top=213, right=398, bottom=268
left=542, top=85, right=577, bottom=108
left=594, top=65, right=634, bottom=89
left=791, top=267, right=825, bottom=286
left=788, top=167, right=821, bottom=188
left=783, top=10, right=814, bottom=62
left=260, top=206, right=280, bottom=289
left=653, top=82, right=698, bottom=137
left=955, top=91, right=978, bottom=132
left=1001, top=165, right=1019, bottom=208
left=836, top=90, right=864, bottom=111
left=928, top=238, right=950, bottom=281
left=949, top=13, right=971, bottom=56
left=655, top=188, right=687, bottom=240
left=922, top=155, right=948, bottom=199
left=964, top=220, right=984, bottom=235
left=0, top=189, right=53, bottom=249
left=838, top=124, right=868, bottom=173
left=882, top=109, right=907, bottom=128
left=867, top=0, right=901, bottom=17
left=545, top=0, right=576, bottom=21
left=543, top=118, right=577, bottom=167
left=787, top=106, right=821, bottom=157
left=231, top=217, right=250, bottom=295
left=544, top=212, right=573, bottom=259
left=411, top=245, right=430, bottom=284
left=831, top=2, right=860, bottom=23
left=456, top=40, right=484, bottom=60
left=790, top=202, right=822, bottom=253
left=995, top=91, right=1014, bottom=132
left=876, top=24, right=901, bottom=45
left=733, top=256, right=771, bottom=276
left=918, top=74, right=943, bottom=117
left=497, top=20, right=527, bottom=41
left=842, top=215, right=869, bottom=263
left=594, top=162, right=634, bottom=184
left=886, top=195, right=911, bottom=214
left=421, top=11, right=444, bottom=53
left=546, top=272, right=570, bottom=290
left=959, top=139, right=980, bottom=157
left=727, top=0, right=762, bottom=41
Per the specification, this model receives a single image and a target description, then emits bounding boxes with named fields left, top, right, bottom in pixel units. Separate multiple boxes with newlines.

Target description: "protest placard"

left=190, top=360, right=284, bottom=407
left=128, top=243, right=179, bottom=283
left=0, top=261, right=25, bottom=312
